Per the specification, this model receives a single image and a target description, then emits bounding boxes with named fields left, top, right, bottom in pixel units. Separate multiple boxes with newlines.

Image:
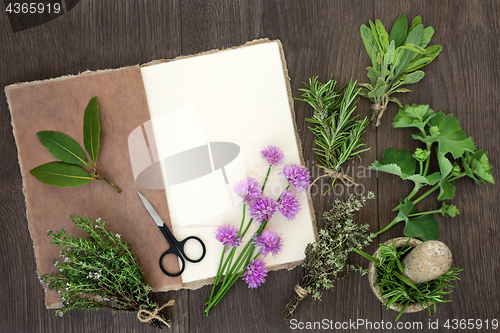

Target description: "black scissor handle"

left=159, top=247, right=185, bottom=277
left=158, top=226, right=206, bottom=277
left=177, top=235, right=206, bottom=263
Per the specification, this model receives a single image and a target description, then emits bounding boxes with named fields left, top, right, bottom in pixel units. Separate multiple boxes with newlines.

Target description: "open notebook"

left=5, top=39, right=317, bottom=308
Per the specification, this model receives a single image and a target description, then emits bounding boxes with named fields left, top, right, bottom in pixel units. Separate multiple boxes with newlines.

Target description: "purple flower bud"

left=260, top=145, right=285, bottom=166
left=242, top=259, right=268, bottom=288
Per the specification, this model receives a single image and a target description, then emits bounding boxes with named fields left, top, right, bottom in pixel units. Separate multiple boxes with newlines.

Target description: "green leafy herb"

left=283, top=193, right=376, bottom=320
left=369, top=104, right=494, bottom=240
left=354, top=240, right=462, bottom=321
left=298, top=77, right=370, bottom=193
left=30, top=97, right=120, bottom=192
left=41, top=215, right=173, bottom=328
left=359, top=15, right=442, bottom=126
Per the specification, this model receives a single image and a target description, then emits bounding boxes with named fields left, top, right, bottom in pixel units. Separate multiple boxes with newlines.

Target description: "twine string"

left=294, top=285, right=309, bottom=300
left=371, top=93, right=389, bottom=127
left=308, top=169, right=359, bottom=194
left=137, top=300, right=175, bottom=327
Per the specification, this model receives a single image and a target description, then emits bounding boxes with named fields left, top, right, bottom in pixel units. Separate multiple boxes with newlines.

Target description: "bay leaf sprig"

left=298, top=77, right=369, bottom=194
left=359, top=15, right=442, bottom=126
left=30, top=97, right=121, bottom=193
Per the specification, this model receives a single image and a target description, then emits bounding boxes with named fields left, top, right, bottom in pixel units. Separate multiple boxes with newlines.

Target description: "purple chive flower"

left=215, top=224, right=241, bottom=248
left=233, top=177, right=262, bottom=203
left=253, top=229, right=283, bottom=257
left=250, top=196, right=278, bottom=223
left=242, top=259, right=268, bottom=288
left=281, top=164, right=311, bottom=191
left=278, top=190, right=301, bottom=220
left=260, top=145, right=285, bottom=166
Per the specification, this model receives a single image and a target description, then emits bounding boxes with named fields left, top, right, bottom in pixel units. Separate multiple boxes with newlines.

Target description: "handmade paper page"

left=139, top=40, right=316, bottom=284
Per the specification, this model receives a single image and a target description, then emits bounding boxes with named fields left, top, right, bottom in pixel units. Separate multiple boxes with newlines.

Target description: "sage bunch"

left=359, top=15, right=442, bottom=126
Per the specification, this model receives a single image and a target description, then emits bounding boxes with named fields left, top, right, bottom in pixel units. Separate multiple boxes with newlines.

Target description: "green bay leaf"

left=83, top=96, right=100, bottom=165
left=30, top=162, right=94, bottom=187
left=36, top=131, right=89, bottom=167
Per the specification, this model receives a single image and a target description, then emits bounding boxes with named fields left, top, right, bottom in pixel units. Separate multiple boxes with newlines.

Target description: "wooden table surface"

left=1, top=1, right=499, bottom=332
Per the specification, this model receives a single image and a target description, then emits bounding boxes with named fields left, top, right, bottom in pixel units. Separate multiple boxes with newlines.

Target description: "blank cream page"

left=139, top=40, right=316, bottom=285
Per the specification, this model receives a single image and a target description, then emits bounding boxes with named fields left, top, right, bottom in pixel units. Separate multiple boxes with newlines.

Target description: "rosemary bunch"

left=41, top=215, right=172, bottom=328
left=298, top=77, right=369, bottom=193
left=283, top=193, right=376, bottom=320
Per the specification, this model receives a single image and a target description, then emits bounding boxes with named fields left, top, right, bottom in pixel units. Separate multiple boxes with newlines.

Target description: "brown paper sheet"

left=6, top=66, right=183, bottom=308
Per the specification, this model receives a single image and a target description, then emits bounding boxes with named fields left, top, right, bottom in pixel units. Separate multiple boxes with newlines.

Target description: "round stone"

left=402, top=240, right=453, bottom=284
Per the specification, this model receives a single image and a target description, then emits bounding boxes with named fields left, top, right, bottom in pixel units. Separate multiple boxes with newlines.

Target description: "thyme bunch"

left=41, top=215, right=171, bottom=328
left=283, top=193, right=376, bottom=320
left=298, top=77, right=369, bottom=193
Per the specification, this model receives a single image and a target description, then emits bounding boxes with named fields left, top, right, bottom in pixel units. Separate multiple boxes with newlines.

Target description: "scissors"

left=138, top=192, right=206, bottom=277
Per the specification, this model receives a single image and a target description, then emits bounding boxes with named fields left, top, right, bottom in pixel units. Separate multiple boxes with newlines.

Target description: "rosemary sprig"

left=298, top=77, right=369, bottom=193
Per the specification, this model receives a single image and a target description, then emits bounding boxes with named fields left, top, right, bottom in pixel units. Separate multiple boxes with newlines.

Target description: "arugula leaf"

left=440, top=202, right=459, bottom=217
left=404, top=214, right=440, bottom=241
left=413, top=111, right=476, bottom=158
left=392, top=199, right=440, bottom=241
left=369, top=148, right=441, bottom=186
left=462, top=150, right=495, bottom=184
left=393, top=104, right=435, bottom=130
left=438, top=179, right=456, bottom=200
left=369, top=148, right=415, bottom=176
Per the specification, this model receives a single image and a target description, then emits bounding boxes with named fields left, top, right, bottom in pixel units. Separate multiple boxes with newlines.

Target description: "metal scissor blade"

left=138, top=192, right=165, bottom=227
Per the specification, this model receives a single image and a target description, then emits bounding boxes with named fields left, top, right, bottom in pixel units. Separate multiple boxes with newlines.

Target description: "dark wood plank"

left=1, top=1, right=499, bottom=332
left=375, top=1, right=500, bottom=331
left=181, top=1, right=382, bottom=332
left=0, top=1, right=186, bottom=332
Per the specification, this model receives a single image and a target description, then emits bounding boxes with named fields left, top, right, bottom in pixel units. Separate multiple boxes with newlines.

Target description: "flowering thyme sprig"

left=206, top=146, right=310, bottom=315
left=40, top=215, right=172, bottom=328
left=283, top=193, right=376, bottom=321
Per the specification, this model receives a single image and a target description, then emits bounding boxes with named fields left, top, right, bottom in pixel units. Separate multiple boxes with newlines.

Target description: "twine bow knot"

left=294, top=285, right=309, bottom=300
left=371, top=93, right=389, bottom=127
left=137, top=300, right=175, bottom=327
